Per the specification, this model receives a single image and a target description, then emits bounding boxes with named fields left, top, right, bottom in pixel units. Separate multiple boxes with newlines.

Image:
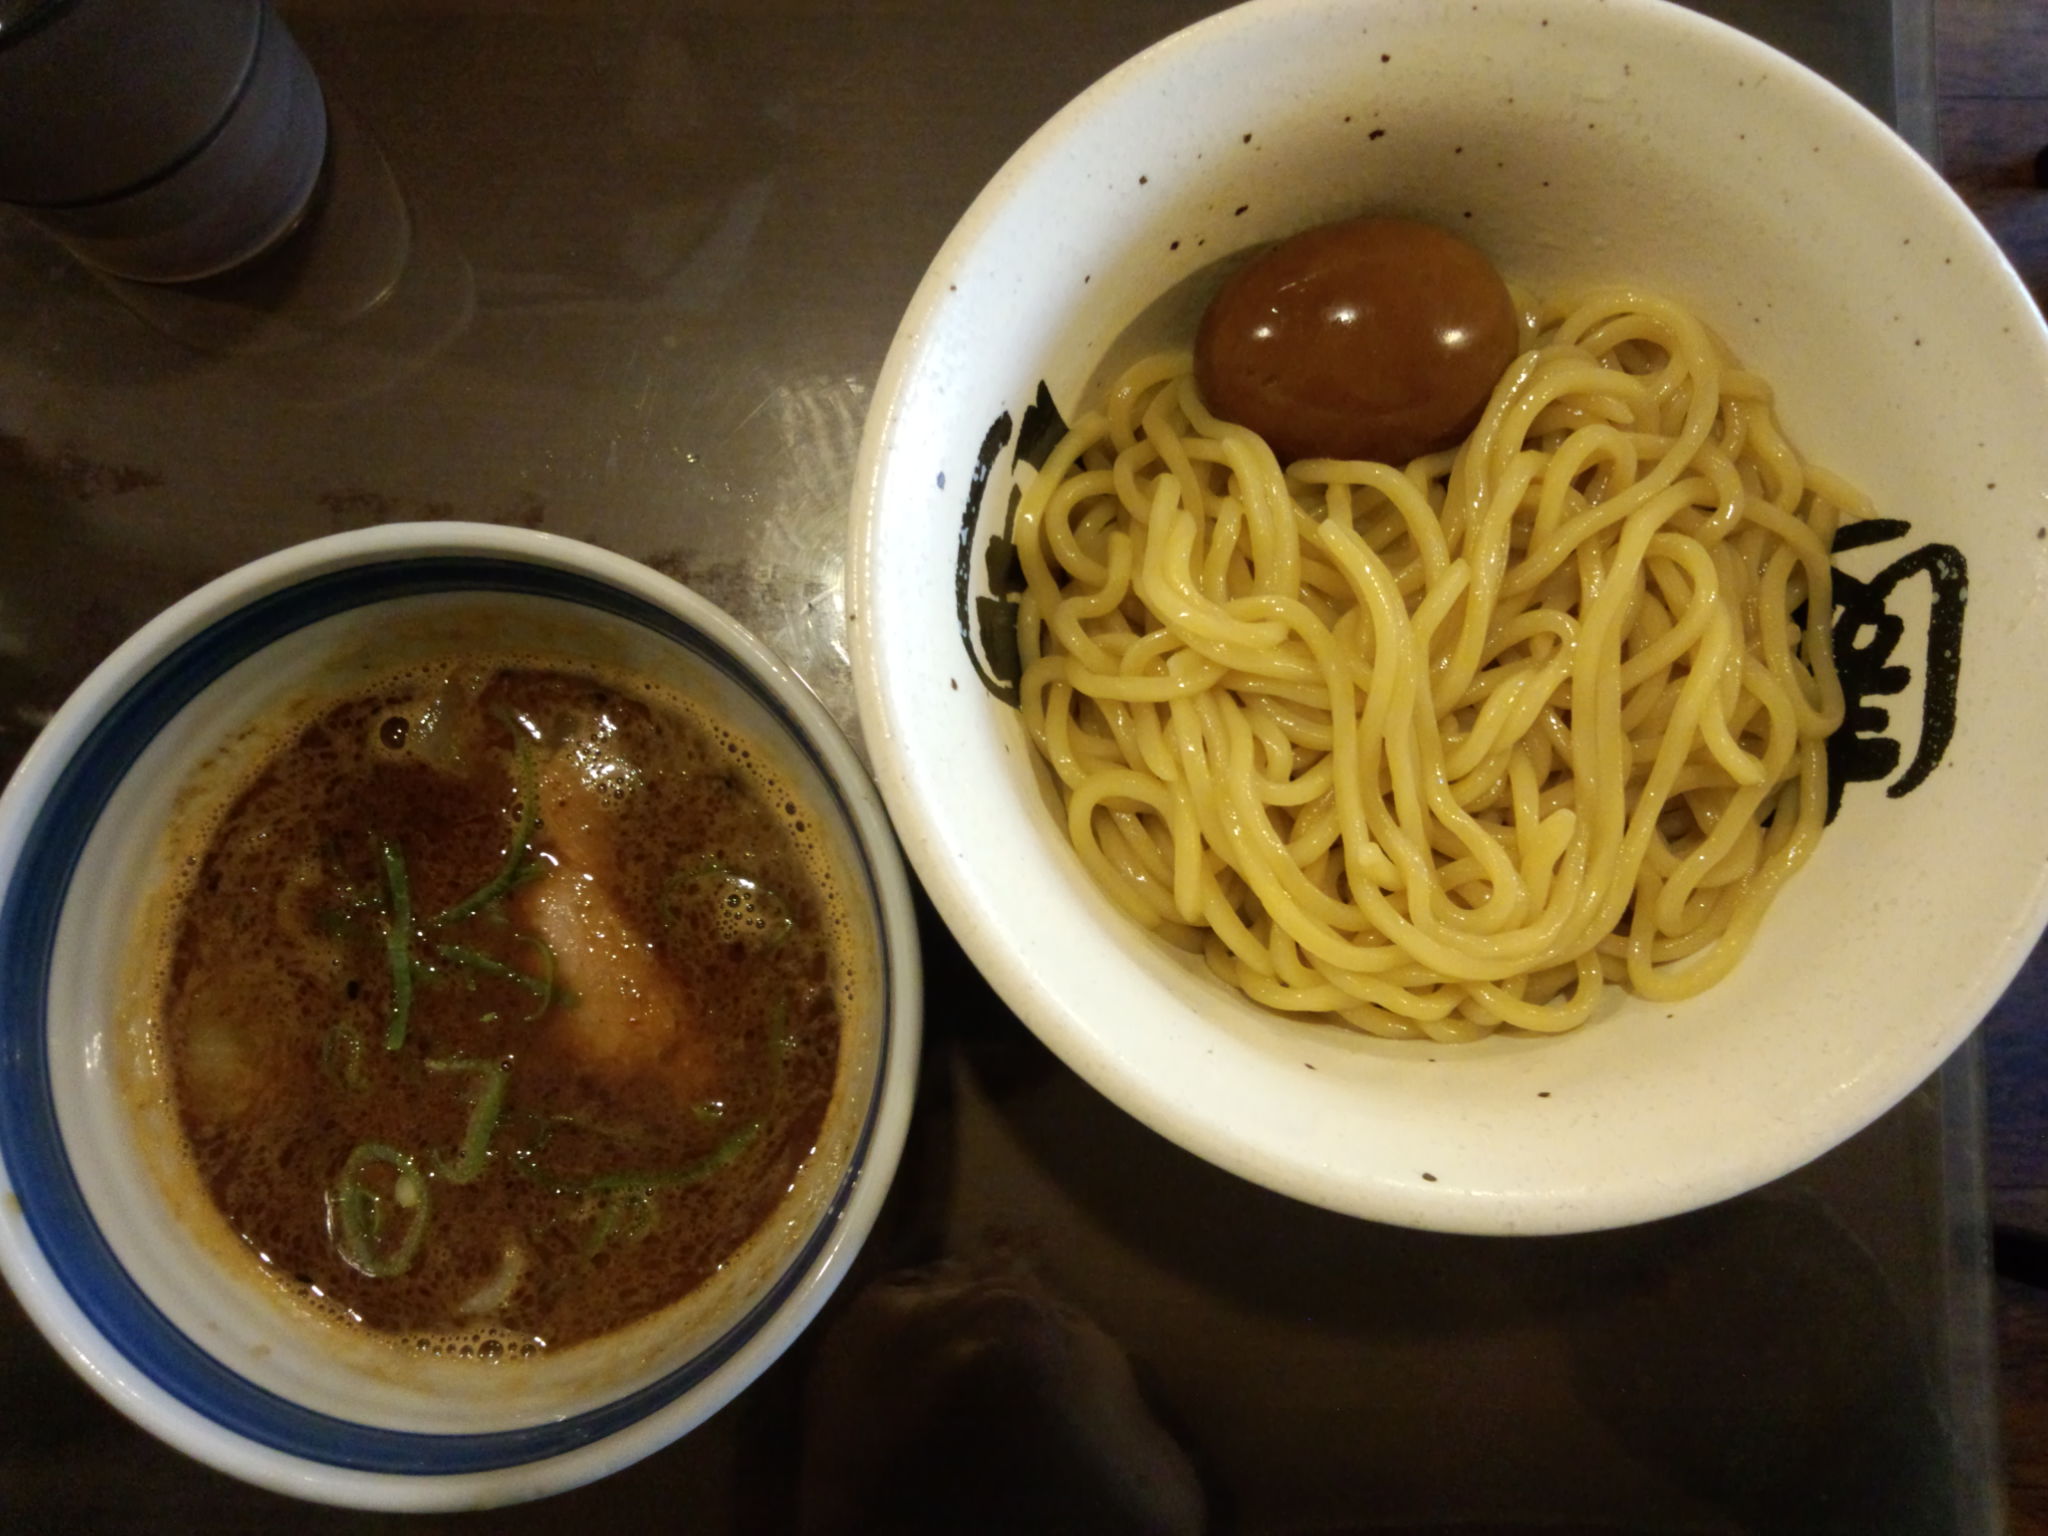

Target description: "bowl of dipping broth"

left=849, top=0, right=2048, bottom=1235
left=0, top=523, right=920, bottom=1508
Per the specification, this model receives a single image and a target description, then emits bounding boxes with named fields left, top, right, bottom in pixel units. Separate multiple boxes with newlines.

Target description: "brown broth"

left=155, top=663, right=848, bottom=1353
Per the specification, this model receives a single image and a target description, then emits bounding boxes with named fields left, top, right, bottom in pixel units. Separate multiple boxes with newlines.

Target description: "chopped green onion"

left=431, top=936, right=562, bottom=1019
left=505, top=859, right=548, bottom=895
left=432, top=737, right=540, bottom=926
left=330, top=1143, right=430, bottom=1278
left=455, top=1238, right=530, bottom=1316
left=426, top=1056, right=509, bottom=1184
left=503, top=1113, right=593, bottom=1187
left=660, top=856, right=795, bottom=949
left=582, top=1121, right=763, bottom=1195
left=434, top=943, right=546, bottom=998
left=380, top=841, right=414, bottom=1051
left=322, top=1022, right=372, bottom=1093
left=581, top=1189, right=659, bottom=1257
left=657, top=858, right=716, bottom=927
left=516, top=935, right=557, bottom=1020
left=514, top=1119, right=761, bottom=1199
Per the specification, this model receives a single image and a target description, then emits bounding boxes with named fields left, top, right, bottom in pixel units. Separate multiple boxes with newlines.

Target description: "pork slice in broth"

left=516, top=746, right=715, bottom=1104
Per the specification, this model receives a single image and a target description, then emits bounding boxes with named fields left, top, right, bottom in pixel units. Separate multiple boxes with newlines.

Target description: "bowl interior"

left=852, top=0, right=2048, bottom=1233
left=0, top=540, right=911, bottom=1500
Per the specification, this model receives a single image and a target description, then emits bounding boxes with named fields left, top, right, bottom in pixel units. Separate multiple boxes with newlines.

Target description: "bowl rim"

left=848, top=0, right=2048, bottom=1236
left=0, top=521, right=922, bottom=1509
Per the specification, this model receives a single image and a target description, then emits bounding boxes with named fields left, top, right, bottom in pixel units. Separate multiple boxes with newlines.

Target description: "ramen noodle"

left=1015, top=289, right=1850, bottom=1042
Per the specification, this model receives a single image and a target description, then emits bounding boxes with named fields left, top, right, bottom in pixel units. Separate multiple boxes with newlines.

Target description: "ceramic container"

left=850, top=0, right=2048, bottom=1235
left=0, top=523, right=921, bottom=1507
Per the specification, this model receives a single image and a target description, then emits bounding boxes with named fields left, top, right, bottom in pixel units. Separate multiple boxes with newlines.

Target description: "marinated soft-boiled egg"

left=1194, top=216, right=1517, bottom=464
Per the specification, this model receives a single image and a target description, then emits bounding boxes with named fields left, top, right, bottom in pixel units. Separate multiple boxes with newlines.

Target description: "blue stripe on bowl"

left=0, top=557, right=892, bottom=1475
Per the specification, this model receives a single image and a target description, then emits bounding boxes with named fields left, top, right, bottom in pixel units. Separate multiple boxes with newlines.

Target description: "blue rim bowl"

left=0, top=523, right=921, bottom=1509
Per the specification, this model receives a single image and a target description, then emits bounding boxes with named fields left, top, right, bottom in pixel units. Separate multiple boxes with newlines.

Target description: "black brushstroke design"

left=1826, top=518, right=1967, bottom=823
left=988, top=483, right=1026, bottom=595
left=972, top=477, right=1026, bottom=693
left=955, top=410, right=1017, bottom=705
left=957, top=383, right=1073, bottom=705
left=1014, top=381, right=1070, bottom=470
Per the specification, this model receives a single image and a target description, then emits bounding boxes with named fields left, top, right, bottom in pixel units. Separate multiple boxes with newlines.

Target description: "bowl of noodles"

left=849, top=0, right=2048, bottom=1234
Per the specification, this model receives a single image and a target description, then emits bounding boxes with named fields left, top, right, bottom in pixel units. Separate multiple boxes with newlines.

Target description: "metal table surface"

left=0, top=1, right=2004, bottom=1531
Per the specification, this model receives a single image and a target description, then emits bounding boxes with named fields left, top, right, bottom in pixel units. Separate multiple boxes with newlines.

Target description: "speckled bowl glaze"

left=850, top=0, right=2048, bottom=1234
left=0, top=524, right=921, bottom=1507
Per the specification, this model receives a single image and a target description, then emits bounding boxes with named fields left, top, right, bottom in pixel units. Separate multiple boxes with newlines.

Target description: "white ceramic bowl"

left=0, top=524, right=921, bottom=1507
left=850, top=0, right=2048, bottom=1235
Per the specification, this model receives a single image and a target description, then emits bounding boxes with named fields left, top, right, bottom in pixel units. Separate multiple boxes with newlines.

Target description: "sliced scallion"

left=433, top=736, right=540, bottom=926
left=380, top=841, right=414, bottom=1051
left=430, top=936, right=560, bottom=1020
left=435, top=943, right=544, bottom=997
left=581, top=1120, right=763, bottom=1195
left=455, top=1238, right=529, bottom=1316
left=660, top=856, right=795, bottom=949
left=514, top=1119, right=761, bottom=1199
left=330, top=1143, right=430, bottom=1278
left=426, top=1056, right=509, bottom=1184
left=581, top=1188, right=659, bottom=1257
left=322, top=1021, right=372, bottom=1093
left=516, top=935, right=557, bottom=1020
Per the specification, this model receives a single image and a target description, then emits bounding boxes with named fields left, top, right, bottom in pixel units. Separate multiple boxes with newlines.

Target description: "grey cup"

left=0, top=0, right=327, bottom=282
